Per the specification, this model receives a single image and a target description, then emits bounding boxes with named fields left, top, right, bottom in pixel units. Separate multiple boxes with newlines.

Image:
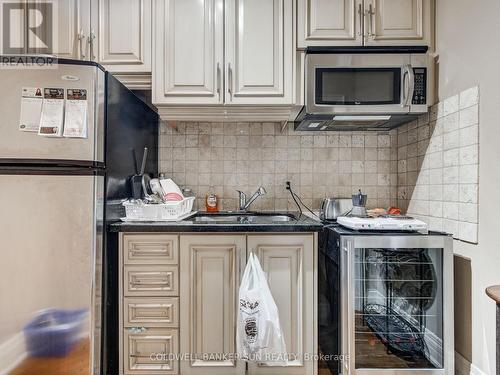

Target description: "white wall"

left=436, top=1, right=500, bottom=373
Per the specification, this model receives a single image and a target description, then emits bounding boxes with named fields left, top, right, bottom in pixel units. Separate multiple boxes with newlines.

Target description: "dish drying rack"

left=122, top=197, right=196, bottom=222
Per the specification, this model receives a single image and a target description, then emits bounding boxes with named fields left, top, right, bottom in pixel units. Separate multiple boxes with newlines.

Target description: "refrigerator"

left=0, top=56, right=158, bottom=375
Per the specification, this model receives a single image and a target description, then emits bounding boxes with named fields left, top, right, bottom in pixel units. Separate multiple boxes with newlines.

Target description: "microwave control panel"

left=412, top=68, right=427, bottom=105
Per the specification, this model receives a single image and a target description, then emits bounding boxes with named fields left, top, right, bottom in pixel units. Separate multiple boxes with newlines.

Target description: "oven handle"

left=402, top=64, right=415, bottom=107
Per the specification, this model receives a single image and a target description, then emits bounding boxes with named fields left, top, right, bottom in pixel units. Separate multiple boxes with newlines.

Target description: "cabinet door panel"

left=225, top=0, right=294, bottom=104
left=124, top=234, right=178, bottom=265
left=124, top=265, right=179, bottom=297
left=297, top=0, right=361, bottom=47
left=247, top=235, right=315, bottom=375
left=179, top=235, right=246, bottom=375
left=124, top=297, right=179, bottom=327
left=124, top=328, right=178, bottom=374
left=365, top=0, right=432, bottom=46
left=153, top=0, right=224, bottom=104
left=98, top=0, right=151, bottom=72
left=28, top=0, right=89, bottom=59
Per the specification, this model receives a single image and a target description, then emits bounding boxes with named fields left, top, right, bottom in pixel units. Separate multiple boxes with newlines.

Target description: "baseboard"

left=455, top=351, right=488, bottom=375
left=0, top=332, right=27, bottom=375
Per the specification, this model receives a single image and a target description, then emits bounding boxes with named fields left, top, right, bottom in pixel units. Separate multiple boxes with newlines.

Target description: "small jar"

left=205, top=186, right=219, bottom=213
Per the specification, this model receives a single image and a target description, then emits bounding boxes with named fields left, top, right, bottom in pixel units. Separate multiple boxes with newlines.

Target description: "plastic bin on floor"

left=23, top=308, right=88, bottom=357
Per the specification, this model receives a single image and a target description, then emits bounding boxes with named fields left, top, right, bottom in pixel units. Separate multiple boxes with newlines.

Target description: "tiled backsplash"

left=397, top=87, right=480, bottom=243
left=159, top=123, right=398, bottom=211
left=158, top=87, right=480, bottom=243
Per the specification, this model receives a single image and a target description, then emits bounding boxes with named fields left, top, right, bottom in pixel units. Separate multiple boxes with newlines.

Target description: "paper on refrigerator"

left=63, top=89, right=88, bottom=138
left=19, top=87, right=43, bottom=132
left=38, top=88, right=65, bottom=137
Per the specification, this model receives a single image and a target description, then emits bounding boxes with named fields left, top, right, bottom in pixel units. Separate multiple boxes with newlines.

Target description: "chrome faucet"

left=237, top=187, right=267, bottom=211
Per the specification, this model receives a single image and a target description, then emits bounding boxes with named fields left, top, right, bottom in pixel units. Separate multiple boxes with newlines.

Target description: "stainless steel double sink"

left=190, top=212, right=297, bottom=224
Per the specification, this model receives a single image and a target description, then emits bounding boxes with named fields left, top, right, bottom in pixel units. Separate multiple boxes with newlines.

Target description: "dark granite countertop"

left=109, top=211, right=323, bottom=233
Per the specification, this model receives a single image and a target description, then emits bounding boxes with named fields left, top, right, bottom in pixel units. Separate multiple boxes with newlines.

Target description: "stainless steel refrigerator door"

left=0, top=173, right=103, bottom=375
left=0, top=63, right=105, bottom=163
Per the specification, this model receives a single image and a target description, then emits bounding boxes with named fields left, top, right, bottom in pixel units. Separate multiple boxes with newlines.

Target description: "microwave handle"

left=402, top=64, right=415, bottom=107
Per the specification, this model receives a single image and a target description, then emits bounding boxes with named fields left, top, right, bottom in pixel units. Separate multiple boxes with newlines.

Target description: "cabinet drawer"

left=124, top=328, right=178, bottom=374
left=124, top=298, right=179, bottom=328
left=124, top=266, right=179, bottom=297
left=123, top=234, right=178, bottom=264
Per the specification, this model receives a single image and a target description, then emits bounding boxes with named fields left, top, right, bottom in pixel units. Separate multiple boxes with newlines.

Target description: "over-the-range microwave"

left=295, top=47, right=435, bottom=131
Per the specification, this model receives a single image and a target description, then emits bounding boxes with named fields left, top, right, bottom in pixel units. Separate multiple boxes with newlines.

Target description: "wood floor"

left=9, top=339, right=90, bottom=375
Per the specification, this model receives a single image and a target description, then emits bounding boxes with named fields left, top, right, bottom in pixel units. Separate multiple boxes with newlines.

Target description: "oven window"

left=315, top=68, right=401, bottom=105
left=353, top=247, right=444, bottom=369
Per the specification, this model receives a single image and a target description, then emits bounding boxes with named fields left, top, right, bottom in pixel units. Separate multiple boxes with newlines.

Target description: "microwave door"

left=306, top=53, right=413, bottom=115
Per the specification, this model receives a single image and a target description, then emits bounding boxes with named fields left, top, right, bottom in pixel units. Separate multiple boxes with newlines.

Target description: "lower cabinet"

left=247, top=235, right=315, bottom=375
left=119, top=233, right=316, bottom=375
left=123, top=328, right=179, bottom=374
left=124, top=297, right=179, bottom=327
left=179, top=235, right=247, bottom=375
left=119, top=234, right=181, bottom=375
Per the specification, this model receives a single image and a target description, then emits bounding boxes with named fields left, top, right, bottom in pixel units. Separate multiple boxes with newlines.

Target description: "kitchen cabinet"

left=119, top=234, right=180, bottom=375
left=124, top=297, right=179, bottom=327
left=297, top=0, right=362, bottom=47
left=179, top=235, right=247, bottom=375
left=153, top=0, right=296, bottom=114
left=123, top=328, right=179, bottom=374
left=224, top=0, right=295, bottom=105
left=96, top=0, right=152, bottom=87
left=23, top=0, right=91, bottom=59
left=179, top=233, right=315, bottom=375
left=298, top=0, right=433, bottom=48
left=363, top=0, right=433, bottom=46
left=124, top=265, right=179, bottom=297
left=153, top=0, right=224, bottom=105
left=38, top=0, right=152, bottom=88
left=247, top=235, right=315, bottom=375
left=119, top=232, right=317, bottom=375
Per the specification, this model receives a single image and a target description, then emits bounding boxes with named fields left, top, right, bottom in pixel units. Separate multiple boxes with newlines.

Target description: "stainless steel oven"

left=340, top=232, right=454, bottom=375
left=296, top=51, right=435, bottom=131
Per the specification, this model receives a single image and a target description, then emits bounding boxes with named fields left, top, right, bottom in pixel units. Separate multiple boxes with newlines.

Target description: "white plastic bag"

left=237, top=253, right=287, bottom=366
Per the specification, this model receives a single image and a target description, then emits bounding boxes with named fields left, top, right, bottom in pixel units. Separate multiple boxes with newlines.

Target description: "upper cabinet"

left=298, top=0, right=433, bottom=48
left=153, top=0, right=224, bottom=105
left=51, top=0, right=90, bottom=59
left=35, top=0, right=152, bottom=89
left=96, top=0, right=152, bottom=74
left=23, top=0, right=91, bottom=59
left=224, top=0, right=294, bottom=105
left=153, top=0, right=295, bottom=107
left=297, top=0, right=362, bottom=47
left=364, top=0, right=432, bottom=46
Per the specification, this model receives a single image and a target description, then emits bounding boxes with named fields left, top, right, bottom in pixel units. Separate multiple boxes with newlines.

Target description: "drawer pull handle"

left=131, top=279, right=169, bottom=285
left=129, top=326, right=148, bottom=333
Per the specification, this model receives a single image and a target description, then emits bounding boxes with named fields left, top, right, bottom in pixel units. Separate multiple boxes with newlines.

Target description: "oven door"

left=306, top=54, right=415, bottom=115
left=341, top=235, right=454, bottom=375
